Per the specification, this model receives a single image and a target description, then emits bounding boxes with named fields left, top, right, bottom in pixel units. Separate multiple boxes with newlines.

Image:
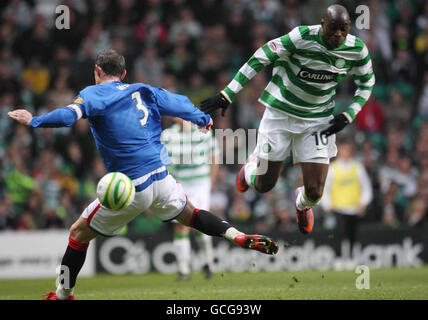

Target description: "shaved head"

left=325, top=4, right=350, bottom=23
left=321, top=5, right=351, bottom=49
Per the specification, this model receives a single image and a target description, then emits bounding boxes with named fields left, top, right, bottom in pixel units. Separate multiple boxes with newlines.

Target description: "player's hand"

left=321, top=113, right=349, bottom=137
left=8, top=109, right=33, bottom=126
left=200, top=92, right=230, bottom=116
left=198, top=118, right=213, bottom=133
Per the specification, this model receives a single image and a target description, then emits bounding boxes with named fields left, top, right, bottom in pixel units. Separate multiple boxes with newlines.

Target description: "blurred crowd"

left=0, top=0, right=427, bottom=234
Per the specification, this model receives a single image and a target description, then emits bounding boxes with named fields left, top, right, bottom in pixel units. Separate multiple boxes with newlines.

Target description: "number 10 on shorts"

left=311, top=131, right=328, bottom=150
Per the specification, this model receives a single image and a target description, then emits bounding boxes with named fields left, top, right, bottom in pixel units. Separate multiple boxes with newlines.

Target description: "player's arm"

left=200, top=31, right=296, bottom=115
left=322, top=44, right=375, bottom=137
left=155, top=88, right=212, bottom=131
left=8, top=104, right=83, bottom=128
left=345, top=45, right=376, bottom=123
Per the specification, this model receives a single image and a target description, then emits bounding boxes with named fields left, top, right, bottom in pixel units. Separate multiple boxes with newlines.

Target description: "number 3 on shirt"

left=132, top=91, right=149, bottom=126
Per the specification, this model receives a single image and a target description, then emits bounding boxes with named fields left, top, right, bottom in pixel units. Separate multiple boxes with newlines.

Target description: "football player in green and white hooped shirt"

left=200, top=5, right=375, bottom=235
left=161, top=117, right=219, bottom=280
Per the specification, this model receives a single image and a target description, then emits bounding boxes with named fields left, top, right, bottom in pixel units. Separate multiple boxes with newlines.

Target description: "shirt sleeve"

left=221, top=28, right=297, bottom=102
left=154, top=88, right=210, bottom=127
left=345, top=44, right=376, bottom=123
left=30, top=95, right=86, bottom=128
left=30, top=107, right=79, bottom=128
left=70, top=90, right=107, bottom=118
left=67, top=95, right=86, bottom=119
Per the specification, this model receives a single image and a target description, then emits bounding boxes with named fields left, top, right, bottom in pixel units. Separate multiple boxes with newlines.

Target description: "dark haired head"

left=95, top=50, right=126, bottom=77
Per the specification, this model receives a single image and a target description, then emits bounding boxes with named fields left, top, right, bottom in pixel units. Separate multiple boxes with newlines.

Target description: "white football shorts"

left=81, top=166, right=187, bottom=236
left=253, top=106, right=337, bottom=164
left=171, top=177, right=211, bottom=224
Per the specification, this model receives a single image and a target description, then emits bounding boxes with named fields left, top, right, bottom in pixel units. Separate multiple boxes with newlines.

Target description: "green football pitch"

left=1, top=267, right=427, bottom=300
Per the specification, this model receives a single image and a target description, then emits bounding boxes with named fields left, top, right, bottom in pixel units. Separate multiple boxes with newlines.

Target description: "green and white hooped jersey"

left=221, top=25, right=375, bottom=122
left=161, top=123, right=218, bottom=182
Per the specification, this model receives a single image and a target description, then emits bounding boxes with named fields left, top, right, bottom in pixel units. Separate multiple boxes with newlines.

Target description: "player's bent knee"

left=304, top=186, right=323, bottom=202
left=175, top=202, right=195, bottom=227
left=69, top=218, right=97, bottom=243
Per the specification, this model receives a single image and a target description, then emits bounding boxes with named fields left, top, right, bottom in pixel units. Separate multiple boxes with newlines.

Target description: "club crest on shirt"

left=335, top=59, right=345, bottom=68
left=262, top=143, right=272, bottom=153
left=268, top=41, right=277, bottom=52
left=73, top=97, right=84, bottom=104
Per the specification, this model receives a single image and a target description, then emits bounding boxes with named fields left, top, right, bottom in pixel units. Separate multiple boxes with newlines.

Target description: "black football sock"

left=57, top=237, right=89, bottom=297
left=190, top=209, right=235, bottom=237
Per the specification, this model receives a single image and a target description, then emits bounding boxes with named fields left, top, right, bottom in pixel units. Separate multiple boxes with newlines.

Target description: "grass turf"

left=0, top=266, right=427, bottom=300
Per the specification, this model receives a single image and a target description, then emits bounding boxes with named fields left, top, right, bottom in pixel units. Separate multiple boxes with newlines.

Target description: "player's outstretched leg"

left=177, top=203, right=279, bottom=255
left=43, top=217, right=97, bottom=300
left=294, top=162, right=329, bottom=235
left=236, top=154, right=259, bottom=192
left=236, top=155, right=283, bottom=194
left=233, top=234, right=279, bottom=254
left=295, top=186, right=314, bottom=234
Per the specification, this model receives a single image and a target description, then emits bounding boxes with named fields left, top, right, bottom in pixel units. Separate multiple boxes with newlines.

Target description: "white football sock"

left=56, top=285, right=74, bottom=300
left=173, top=237, right=191, bottom=274
left=244, top=161, right=257, bottom=188
left=223, top=227, right=244, bottom=241
left=295, top=187, right=321, bottom=210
